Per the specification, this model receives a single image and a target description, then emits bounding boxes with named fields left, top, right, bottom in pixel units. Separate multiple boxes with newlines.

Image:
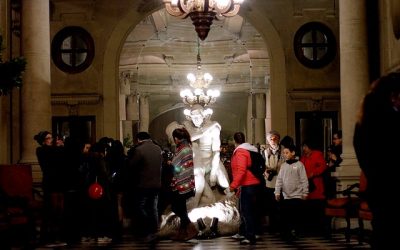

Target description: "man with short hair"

left=126, top=132, right=162, bottom=242
left=261, top=130, right=285, bottom=234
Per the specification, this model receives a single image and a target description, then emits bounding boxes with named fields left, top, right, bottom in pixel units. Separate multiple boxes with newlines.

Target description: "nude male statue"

left=166, top=105, right=230, bottom=208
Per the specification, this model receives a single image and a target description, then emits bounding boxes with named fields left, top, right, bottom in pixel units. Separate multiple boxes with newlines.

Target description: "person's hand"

left=224, top=187, right=235, bottom=197
left=275, top=194, right=280, bottom=201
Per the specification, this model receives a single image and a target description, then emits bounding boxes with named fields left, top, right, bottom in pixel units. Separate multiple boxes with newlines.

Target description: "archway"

left=102, top=2, right=288, bottom=144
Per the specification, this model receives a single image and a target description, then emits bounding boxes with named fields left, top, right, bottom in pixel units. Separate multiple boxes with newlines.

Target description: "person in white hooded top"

left=275, top=144, right=308, bottom=241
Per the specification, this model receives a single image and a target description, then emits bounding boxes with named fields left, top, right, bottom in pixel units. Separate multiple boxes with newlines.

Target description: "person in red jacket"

left=300, top=140, right=328, bottom=236
left=229, top=132, right=261, bottom=245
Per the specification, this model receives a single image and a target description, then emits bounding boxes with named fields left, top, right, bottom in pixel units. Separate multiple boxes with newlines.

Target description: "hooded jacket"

left=229, top=143, right=261, bottom=190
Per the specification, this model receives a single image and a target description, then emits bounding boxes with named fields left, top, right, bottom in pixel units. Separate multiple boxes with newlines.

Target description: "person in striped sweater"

left=169, top=128, right=197, bottom=241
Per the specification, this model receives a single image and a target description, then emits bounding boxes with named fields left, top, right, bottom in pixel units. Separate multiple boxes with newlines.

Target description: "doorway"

left=52, top=116, right=96, bottom=144
left=295, top=111, right=338, bottom=156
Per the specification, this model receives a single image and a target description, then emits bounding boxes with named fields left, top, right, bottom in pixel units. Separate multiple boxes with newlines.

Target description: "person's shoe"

left=81, top=237, right=96, bottom=243
left=44, top=241, right=68, bottom=247
left=97, top=236, right=112, bottom=244
left=231, top=233, right=245, bottom=240
left=240, top=238, right=256, bottom=245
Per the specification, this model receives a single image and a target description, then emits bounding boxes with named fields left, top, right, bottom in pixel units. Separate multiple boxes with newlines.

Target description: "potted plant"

left=0, top=35, right=26, bottom=96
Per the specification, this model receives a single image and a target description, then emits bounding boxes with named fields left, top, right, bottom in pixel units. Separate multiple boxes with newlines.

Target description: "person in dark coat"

left=353, top=72, right=400, bottom=249
left=34, top=131, right=68, bottom=247
left=125, top=132, right=162, bottom=242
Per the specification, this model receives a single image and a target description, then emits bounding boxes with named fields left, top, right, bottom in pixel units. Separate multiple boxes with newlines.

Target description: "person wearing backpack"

left=228, top=132, right=261, bottom=245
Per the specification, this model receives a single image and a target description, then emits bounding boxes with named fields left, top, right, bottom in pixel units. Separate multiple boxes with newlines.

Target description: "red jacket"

left=230, top=148, right=260, bottom=190
left=300, top=150, right=327, bottom=200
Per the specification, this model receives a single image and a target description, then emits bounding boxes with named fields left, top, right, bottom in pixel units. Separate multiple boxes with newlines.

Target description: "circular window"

left=51, top=26, right=94, bottom=74
left=294, top=22, right=336, bottom=68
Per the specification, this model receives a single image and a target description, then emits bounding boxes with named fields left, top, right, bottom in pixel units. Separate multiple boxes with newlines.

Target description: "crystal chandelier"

left=180, top=39, right=220, bottom=107
left=180, top=72, right=220, bottom=107
left=163, top=0, right=244, bottom=40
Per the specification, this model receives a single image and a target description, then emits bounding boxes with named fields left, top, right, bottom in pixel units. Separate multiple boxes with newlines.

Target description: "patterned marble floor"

left=30, top=232, right=371, bottom=250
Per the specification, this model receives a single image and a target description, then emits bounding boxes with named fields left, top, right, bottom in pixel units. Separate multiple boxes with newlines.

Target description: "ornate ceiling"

left=119, top=9, right=269, bottom=96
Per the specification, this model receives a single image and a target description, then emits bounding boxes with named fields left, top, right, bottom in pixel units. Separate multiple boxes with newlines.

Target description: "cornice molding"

left=288, top=89, right=340, bottom=100
left=51, top=94, right=102, bottom=105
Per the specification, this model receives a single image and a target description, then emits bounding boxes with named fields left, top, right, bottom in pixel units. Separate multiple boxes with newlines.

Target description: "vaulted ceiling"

left=118, top=8, right=270, bottom=119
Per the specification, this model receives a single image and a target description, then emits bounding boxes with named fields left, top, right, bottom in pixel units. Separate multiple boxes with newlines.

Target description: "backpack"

left=247, top=150, right=266, bottom=183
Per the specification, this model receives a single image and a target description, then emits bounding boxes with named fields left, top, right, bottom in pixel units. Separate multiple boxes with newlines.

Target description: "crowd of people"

left=229, top=72, right=400, bottom=247
left=33, top=129, right=344, bottom=246
left=34, top=133, right=128, bottom=247
left=227, top=129, right=342, bottom=245
left=32, top=72, right=400, bottom=248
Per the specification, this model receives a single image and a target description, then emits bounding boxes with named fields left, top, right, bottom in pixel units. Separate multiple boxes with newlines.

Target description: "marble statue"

left=166, top=104, right=230, bottom=209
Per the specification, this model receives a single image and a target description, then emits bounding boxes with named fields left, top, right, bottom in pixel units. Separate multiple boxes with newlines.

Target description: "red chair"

left=0, top=164, right=42, bottom=246
left=325, top=171, right=371, bottom=244
left=325, top=171, right=365, bottom=243
left=357, top=171, right=372, bottom=244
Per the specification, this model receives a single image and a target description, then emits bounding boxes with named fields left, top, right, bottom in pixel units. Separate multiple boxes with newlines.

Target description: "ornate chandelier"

left=163, top=0, right=244, bottom=40
left=180, top=72, right=220, bottom=107
left=180, top=39, right=220, bottom=107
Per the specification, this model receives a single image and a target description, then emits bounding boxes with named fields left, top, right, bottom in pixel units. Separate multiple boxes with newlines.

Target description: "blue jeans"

left=134, top=188, right=159, bottom=236
left=239, top=185, right=260, bottom=241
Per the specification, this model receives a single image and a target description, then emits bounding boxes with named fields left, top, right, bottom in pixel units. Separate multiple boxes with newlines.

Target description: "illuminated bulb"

left=203, top=72, right=213, bottom=82
left=187, top=73, right=196, bottom=82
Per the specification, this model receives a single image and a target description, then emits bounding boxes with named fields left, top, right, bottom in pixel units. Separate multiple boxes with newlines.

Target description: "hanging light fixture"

left=163, top=0, right=245, bottom=40
left=180, top=39, right=220, bottom=107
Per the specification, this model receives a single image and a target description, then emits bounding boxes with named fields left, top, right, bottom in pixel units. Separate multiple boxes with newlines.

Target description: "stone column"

left=139, top=95, right=149, bottom=132
left=123, top=94, right=139, bottom=145
left=265, top=87, right=272, bottom=134
left=337, top=0, right=370, bottom=186
left=246, top=93, right=253, bottom=144
left=254, top=93, right=266, bottom=145
left=20, top=0, right=51, bottom=167
left=126, top=94, right=139, bottom=121
left=119, top=71, right=137, bottom=144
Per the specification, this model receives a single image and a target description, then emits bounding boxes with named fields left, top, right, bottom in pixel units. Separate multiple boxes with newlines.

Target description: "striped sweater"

left=171, top=140, right=195, bottom=195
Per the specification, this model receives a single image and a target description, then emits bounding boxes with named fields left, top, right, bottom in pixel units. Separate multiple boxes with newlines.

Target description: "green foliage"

left=0, top=35, right=27, bottom=96
left=123, top=134, right=133, bottom=149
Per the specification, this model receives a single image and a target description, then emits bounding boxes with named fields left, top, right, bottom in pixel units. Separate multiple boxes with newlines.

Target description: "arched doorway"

left=117, top=10, right=269, bottom=147
left=101, top=3, right=288, bottom=144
